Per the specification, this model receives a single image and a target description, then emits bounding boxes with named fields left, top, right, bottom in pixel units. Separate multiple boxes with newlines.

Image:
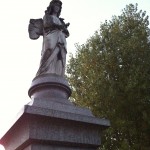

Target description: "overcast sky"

left=0, top=0, right=150, bottom=146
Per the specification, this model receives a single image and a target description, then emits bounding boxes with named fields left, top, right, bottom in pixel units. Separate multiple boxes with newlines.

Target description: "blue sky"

left=0, top=0, right=150, bottom=145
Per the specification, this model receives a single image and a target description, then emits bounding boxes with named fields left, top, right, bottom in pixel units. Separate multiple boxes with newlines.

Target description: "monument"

left=0, top=0, right=110, bottom=149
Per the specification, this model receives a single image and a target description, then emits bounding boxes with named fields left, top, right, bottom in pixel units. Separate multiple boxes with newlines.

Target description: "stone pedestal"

left=0, top=74, right=110, bottom=150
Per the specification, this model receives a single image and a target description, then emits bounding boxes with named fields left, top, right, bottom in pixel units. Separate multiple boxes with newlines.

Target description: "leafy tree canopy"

left=67, top=3, right=150, bottom=150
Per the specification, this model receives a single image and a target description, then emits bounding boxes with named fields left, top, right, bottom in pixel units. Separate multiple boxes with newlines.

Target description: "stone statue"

left=28, top=0, right=70, bottom=76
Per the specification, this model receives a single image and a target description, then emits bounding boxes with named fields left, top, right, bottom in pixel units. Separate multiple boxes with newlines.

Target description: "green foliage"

left=67, top=4, right=150, bottom=149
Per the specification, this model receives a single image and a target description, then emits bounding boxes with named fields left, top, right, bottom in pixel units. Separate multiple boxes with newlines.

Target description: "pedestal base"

left=1, top=104, right=110, bottom=150
left=1, top=74, right=110, bottom=150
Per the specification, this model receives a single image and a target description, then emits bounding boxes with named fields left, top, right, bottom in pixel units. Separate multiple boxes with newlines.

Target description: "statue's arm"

left=60, top=18, right=70, bottom=38
left=43, top=14, right=66, bottom=31
left=43, top=14, right=70, bottom=37
left=43, top=14, right=58, bottom=29
left=43, top=14, right=52, bottom=28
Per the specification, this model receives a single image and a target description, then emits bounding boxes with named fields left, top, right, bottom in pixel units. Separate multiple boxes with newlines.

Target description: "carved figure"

left=28, top=0, right=70, bottom=76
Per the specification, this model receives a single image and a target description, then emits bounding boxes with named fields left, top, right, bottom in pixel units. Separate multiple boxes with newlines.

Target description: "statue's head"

left=46, top=0, right=62, bottom=17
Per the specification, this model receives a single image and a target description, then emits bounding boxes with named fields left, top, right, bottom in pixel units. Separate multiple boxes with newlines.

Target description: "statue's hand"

left=65, top=23, right=70, bottom=27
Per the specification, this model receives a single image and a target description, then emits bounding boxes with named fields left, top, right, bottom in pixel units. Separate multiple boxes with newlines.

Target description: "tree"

left=67, top=4, right=150, bottom=150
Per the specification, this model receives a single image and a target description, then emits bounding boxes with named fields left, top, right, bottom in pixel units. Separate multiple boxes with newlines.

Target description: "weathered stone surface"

left=1, top=73, right=110, bottom=150
left=1, top=105, right=110, bottom=150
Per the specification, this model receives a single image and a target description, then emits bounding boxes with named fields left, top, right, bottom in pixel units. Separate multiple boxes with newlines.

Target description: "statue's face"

left=53, top=4, right=61, bottom=14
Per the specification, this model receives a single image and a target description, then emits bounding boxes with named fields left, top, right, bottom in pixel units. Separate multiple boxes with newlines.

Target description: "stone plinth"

left=28, top=74, right=72, bottom=105
left=0, top=74, right=110, bottom=150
